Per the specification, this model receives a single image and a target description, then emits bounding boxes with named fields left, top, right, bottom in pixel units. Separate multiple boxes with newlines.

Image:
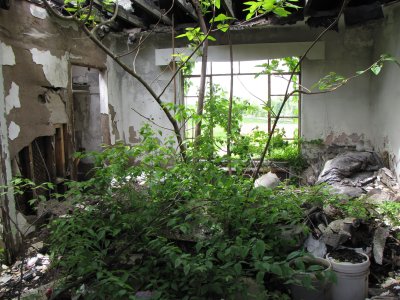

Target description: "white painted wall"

left=301, top=25, right=374, bottom=147
left=370, top=4, right=400, bottom=180
left=107, top=34, right=182, bottom=145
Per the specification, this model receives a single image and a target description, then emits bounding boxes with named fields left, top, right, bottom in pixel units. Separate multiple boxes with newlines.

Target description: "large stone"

left=16, top=213, right=35, bottom=236
left=254, top=172, right=280, bottom=189
left=330, top=184, right=364, bottom=199
left=366, top=189, right=398, bottom=204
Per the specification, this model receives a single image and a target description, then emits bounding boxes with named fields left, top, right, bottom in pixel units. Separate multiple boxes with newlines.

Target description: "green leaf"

left=217, top=23, right=230, bottom=32
left=234, top=262, right=242, bottom=275
left=207, top=35, right=217, bottom=42
left=183, top=264, right=191, bottom=276
left=371, top=63, right=382, bottom=75
left=252, top=239, right=265, bottom=259
left=273, top=7, right=290, bottom=17
left=174, top=258, right=182, bottom=268
left=176, top=33, right=188, bottom=39
left=286, top=251, right=301, bottom=261
left=261, top=0, right=275, bottom=12
left=271, top=263, right=283, bottom=276
left=256, top=271, right=265, bottom=284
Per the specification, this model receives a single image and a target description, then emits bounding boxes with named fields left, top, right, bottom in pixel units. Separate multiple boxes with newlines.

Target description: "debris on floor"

left=303, top=150, right=400, bottom=299
left=0, top=239, right=53, bottom=299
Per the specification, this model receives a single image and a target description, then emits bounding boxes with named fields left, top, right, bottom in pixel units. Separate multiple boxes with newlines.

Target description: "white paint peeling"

left=30, top=48, right=68, bottom=88
left=5, top=82, right=20, bottom=114
left=30, top=4, right=48, bottom=19
left=69, top=53, right=83, bottom=60
left=8, top=121, right=20, bottom=141
left=0, top=42, right=16, bottom=66
left=24, top=28, right=56, bottom=39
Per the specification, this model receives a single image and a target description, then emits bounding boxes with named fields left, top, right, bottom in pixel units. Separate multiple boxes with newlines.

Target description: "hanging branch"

left=250, top=0, right=350, bottom=184
left=227, top=28, right=234, bottom=175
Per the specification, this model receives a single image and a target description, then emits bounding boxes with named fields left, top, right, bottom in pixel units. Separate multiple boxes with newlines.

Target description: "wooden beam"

left=131, top=0, right=172, bottom=25
left=175, top=0, right=198, bottom=20
left=93, top=0, right=147, bottom=28
left=221, top=0, right=235, bottom=18
left=116, top=6, right=147, bottom=28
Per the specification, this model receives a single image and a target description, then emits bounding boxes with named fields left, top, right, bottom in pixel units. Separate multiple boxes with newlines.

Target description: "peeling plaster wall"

left=106, top=34, right=182, bottom=145
left=370, top=5, right=400, bottom=180
left=301, top=24, right=374, bottom=148
left=0, top=1, right=106, bottom=159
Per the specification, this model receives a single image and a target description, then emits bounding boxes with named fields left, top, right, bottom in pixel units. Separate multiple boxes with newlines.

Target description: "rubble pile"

left=0, top=241, right=53, bottom=299
left=307, top=150, right=400, bottom=299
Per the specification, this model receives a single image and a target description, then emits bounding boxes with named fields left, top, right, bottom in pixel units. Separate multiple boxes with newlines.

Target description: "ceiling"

left=47, top=0, right=400, bottom=32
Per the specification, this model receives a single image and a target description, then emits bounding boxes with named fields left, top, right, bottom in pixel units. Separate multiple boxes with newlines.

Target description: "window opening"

left=183, top=58, right=301, bottom=157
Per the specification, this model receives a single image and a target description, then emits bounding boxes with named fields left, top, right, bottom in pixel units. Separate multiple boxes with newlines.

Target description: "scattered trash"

left=0, top=244, right=52, bottom=299
left=304, top=234, right=327, bottom=258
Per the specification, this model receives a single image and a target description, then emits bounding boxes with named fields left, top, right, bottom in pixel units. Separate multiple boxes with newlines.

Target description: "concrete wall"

left=370, top=4, right=400, bottom=180
left=106, top=33, right=183, bottom=145
left=0, top=1, right=106, bottom=159
left=0, top=1, right=106, bottom=258
left=301, top=25, right=374, bottom=148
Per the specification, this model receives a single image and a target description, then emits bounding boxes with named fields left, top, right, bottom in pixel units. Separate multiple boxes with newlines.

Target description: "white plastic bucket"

left=327, top=252, right=370, bottom=300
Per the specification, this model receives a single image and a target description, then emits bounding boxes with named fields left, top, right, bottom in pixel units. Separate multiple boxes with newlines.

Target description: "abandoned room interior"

left=1, top=0, right=400, bottom=298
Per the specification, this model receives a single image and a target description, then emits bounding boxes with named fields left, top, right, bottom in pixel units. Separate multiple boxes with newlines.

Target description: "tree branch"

left=250, top=0, right=350, bottom=185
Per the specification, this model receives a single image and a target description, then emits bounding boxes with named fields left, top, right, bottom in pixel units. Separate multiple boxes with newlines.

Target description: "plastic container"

left=289, top=256, right=332, bottom=300
left=326, top=252, right=370, bottom=300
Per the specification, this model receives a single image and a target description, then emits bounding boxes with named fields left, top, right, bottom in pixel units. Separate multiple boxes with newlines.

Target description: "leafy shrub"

left=48, top=128, right=329, bottom=299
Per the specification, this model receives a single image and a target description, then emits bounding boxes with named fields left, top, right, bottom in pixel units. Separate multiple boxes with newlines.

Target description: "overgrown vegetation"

left=1, top=0, right=399, bottom=298
left=46, top=128, right=337, bottom=299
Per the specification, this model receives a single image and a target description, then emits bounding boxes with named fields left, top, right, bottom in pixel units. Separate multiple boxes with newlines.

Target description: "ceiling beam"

left=93, top=0, right=147, bottom=28
left=116, top=6, right=147, bottom=28
left=131, top=0, right=172, bottom=25
left=221, top=0, right=235, bottom=18
left=175, top=0, right=198, bottom=20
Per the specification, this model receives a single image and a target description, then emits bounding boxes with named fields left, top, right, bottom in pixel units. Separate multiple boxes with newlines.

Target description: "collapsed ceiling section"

left=37, top=0, right=400, bottom=33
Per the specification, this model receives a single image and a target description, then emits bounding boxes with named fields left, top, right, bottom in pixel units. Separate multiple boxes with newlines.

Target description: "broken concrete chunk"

left=16, top=213, right=36, bottom=236
left=373, top=227, right=390, bottom=265
left=0, top=274, right=13, bottom=285
left=377, top=168, right=400, bottom=191
left=330, top=184, right=364, bottom=199
left=302, top=166, right=317, bottom=185
left=320, top=219, right=354, bottom=248
left=254, top=172, right=280, bottom=189
left=366, top=189, right=397, bottom=205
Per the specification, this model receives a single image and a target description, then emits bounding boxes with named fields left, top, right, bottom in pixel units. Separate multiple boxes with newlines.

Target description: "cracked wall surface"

left=0, top=1, right=106, bottom=159
left=0, top=0, right=106, bottom=258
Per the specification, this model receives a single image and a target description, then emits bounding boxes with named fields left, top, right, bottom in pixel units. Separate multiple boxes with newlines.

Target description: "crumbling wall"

left=370, top=4, right=400, bottom=181
left=0, top=2, right=106, bottom=158
left=0, top=1, right=106, bottom=260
